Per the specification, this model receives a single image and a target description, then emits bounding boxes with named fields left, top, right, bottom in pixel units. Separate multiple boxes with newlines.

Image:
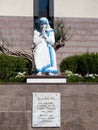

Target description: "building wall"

left=0, top=83, right=98, bottom=130
left=54, top=0, right=98, bottom=18
left=0, top=16, right=33, bottom=53
left=0, top=0, right=33, bottom=16
left=0, top=0, right=98, bottom=18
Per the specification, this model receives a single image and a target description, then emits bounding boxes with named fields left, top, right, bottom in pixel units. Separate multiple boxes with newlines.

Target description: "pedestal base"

left=26, top=75, right=66, bottom=84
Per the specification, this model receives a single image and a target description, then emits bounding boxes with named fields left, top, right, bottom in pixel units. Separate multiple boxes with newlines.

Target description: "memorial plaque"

left=32, top=93, right=60, bottom=127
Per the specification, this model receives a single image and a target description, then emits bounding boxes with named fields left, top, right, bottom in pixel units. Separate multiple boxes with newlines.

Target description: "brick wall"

left=0, top=84, right=98, bottom=130
left=0, top=16, right=33, bottom=53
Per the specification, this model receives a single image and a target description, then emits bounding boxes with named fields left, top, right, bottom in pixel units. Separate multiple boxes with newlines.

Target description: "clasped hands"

left=41, top=29, right=47, bottom=40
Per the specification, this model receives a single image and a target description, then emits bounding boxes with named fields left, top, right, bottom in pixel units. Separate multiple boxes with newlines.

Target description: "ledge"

left=26, top=75, right=67, bottom=84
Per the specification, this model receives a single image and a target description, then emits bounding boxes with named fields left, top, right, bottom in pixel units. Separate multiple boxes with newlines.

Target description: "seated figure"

left=33, top=17, right=58, bottom=75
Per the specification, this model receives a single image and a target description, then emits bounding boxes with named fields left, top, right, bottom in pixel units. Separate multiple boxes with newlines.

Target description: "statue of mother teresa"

left=33, top=17, right=58, bottom=76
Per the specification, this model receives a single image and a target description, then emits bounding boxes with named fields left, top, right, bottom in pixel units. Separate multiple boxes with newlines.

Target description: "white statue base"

left=26, top=75, right=66, bottom=84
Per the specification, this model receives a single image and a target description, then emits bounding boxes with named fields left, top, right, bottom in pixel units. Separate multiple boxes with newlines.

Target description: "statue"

left=33, top=17, right=58, bottom=76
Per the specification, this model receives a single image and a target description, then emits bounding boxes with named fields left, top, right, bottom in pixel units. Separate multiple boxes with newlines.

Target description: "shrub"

left=60, top=52, right=98, bottom=76
left=76, top=55, right=89, bottom=75
left=83, top=74, right=98, bottom=82
left=76, top=53, right=98, bottom=75
left=65, top=70, right=83, bottom=83
left=64, top=70, right=98, bottom=83
left=60, top=55, right=78, bottom=73
left=0, top=54, right=32, bottom=82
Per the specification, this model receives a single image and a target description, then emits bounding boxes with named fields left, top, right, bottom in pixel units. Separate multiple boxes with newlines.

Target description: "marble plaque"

left=32, top=93, right=60, bottom=127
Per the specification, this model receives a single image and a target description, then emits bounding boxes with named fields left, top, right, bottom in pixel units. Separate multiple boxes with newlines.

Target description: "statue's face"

left=40, top=23, right=47, bottom=30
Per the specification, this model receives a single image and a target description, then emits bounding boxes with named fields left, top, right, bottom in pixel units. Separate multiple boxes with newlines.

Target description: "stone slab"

left=32, top=93, right=60, bottom=127
left=26, top=75, right=66, bottom=83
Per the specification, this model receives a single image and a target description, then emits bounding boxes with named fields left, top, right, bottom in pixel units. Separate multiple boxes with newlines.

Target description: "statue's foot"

left=48, top=72, right=54, bottom=76
left=36, top=72, right=42, bottom=76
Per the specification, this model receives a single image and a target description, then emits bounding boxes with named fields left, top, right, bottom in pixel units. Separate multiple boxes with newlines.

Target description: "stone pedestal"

left=26, top=75, right=66, bottom=83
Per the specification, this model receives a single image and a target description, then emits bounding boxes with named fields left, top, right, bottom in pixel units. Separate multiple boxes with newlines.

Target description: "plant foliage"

left=60, top=52, right=98, bottom=76
left=54, top=20, right=72, bottom=50
left=0, top=54, right=32, bottom=82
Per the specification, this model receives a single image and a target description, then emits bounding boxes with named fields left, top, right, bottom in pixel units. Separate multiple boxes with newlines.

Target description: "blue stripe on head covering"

left=39, top=17, right=48, bottom=25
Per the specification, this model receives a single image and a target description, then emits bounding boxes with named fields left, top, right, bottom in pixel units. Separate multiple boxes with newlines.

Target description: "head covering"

left=39, top=17, right=51, bottom=31
left=39, top=17, right=49, bottom=25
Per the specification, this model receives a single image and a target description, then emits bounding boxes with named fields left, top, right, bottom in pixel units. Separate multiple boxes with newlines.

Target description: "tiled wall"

left=55, top=17, right=98, bottom=66
left=0, top=16, right=33, bottom=53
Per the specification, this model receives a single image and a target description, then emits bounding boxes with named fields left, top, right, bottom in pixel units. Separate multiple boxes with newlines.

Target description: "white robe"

left=33, top=28, right=58, bottom=74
